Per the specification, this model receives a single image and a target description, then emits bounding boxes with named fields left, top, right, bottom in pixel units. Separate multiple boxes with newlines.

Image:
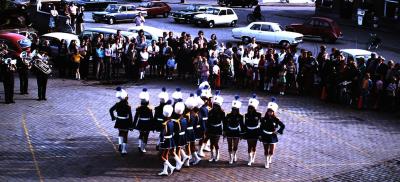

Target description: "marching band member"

left=34, top=44, right=50, bottom=101
left=223, top=95, right=243, bottom=164
left=158, top=101, right=176, bottom=176
left=197, top=88, right=211, bottom=157
left=133, top=88, right=154, bottom=153
left=171, top=88, right=183, bottom=118
left=0, top=43, right=16, bottom=104
left=261, top=98, right=285, bottom=168
left=109, top=87, right=133, bottom=155
left=172, top=101, right=187, bottom=171
left=199, top=82, right=213, bottom=152
left=154, top=87, right=169, bottom=151
left=207, top=91, right=225, bottom=162
left=193, top=90, right=205, bottom=164
left=183, top=93, right=201, bottom=166
left=243, top=94, right=261, bottom=166
left=17, top=51, right=30, bottom=95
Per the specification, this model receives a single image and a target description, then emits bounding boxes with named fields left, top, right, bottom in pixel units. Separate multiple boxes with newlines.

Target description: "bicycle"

left=247, top=13, right=265, bottom=23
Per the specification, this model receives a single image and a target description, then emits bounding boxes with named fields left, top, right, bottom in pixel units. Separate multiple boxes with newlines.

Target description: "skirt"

left=160, top=137, right=175, bottom=149
left=185, top=128, right=196, bottom=142
left=114, top=119, right=131, bottom=130
left=194, top=125, right=204, bottom=140
left=174, top=132, right=187, bottom=147
left=135, top=120, right=151, bottom=131
left=206, top=125, right=223, bottom=136
left=139, top=61, right=148, bottom=69
left=243, top=128, right=260, bottom=140
left=260, top=133, right=278, bottom=144
left=225, top=129, right=241, bottom=138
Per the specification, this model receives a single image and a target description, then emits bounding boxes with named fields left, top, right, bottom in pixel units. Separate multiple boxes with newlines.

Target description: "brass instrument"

left=32, top=51, right=52, bottom=75
left=20, top=51, right=33, bottom=69
left=2, top=57, right=17, bottom=72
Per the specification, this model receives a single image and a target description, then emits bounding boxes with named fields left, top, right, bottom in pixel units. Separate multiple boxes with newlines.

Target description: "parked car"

left=171, top=4, right=209, bottom=23
left=286, top=17, right=343, bottom=43
left=127, top=25, right=165, bottom=44
left=340, top=49, right=375, bottom=61
left=217, top=0, right=258, bottom=8
left=193, top=7, right=238, bottom=28
left=137, top=1, right=171, bottom=18
left=92, top=4, right=147, bottom=25
left=64, top=0, right=118, bottom=11
left=8, top=0, right=30, bottom=11
left=232, top=22, right=303, bottom=46
left=39, top=32, right=80, bottom=57
left=0, top=32, right=31, bottom=59
left=80, top=27, right=137, bottom=42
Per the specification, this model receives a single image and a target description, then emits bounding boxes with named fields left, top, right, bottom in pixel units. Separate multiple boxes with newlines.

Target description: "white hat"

left=174, top=102, right=185, bottom=115
left=248, top=94, right=259, bottom=109
left=139, top=88, right=150, bottom=101
left=195, top=90, right=205, bottom=108
left=115, top=87, right=128, bottom=100
left=172, top=88, right=183, bottom=101
left=212, top=90, right=223, bottom=106
left=158, top=87, right=169, bottom=103
left=267, top=97, right=278, bottom=113
left=232, top=95, right=242, bottom=109
left=185, top=93, right=197, bottom=110
left=199, top=81, right=210, bottom=90
left=163, top=104, right=174, bottom=117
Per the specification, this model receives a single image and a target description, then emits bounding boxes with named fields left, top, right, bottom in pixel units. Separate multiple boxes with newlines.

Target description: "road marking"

left=22, top=113, right=44, bottom=182
left=87, top=108, right=118, bottom=153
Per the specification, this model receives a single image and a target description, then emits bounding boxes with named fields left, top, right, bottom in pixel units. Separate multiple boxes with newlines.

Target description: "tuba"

left=33, top=52, right=52, bottom=75
left=20, top=51, right=33, bottom=69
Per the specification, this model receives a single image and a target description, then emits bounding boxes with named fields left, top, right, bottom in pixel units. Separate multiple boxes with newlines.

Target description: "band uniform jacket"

left=109, top=101, right=134, bottom=130
left=133, top=105, right=154, bottom=131
left=260, top=115, right=285, bottom=144
left=173, top=116, right=188, bottom=147
left=153, top=103, right=166, bottom=132
left=184, top=111, right=197, bottom=142
left=160, top=119, right=175, bottom=149
left=223, top=112, right=244, bottom=138
left=206, top=107, right=225, bottom=136
left=243, top=111, right=262, bottom=139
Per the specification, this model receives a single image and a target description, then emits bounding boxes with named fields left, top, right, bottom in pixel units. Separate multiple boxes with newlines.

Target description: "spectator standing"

left=135, top=12, right=145, bottom=26
left=49, top=4, right=58, bottom=32
left=104, top=43, right=112, bottom=80
left=76, top=7, right=85, bottom=34
left=95, top=44, right=105, bottom=80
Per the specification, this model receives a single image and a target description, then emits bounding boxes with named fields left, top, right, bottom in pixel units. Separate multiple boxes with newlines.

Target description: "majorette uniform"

left=133, top=88, right=154, bottom=153
left=223, top=95, right=244, bottom=164
left=154, top=87, right=169, bottom=150
left=206, top=90, right=225, bottom=162
left=158, top=103, right=176, bottom=176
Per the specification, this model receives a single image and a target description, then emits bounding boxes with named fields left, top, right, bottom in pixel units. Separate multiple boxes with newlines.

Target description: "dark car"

left=137, top=1, right=171, bottom=18
left=218, top=0, right=258, bottom=8
left=8, top=0, right=31, bottom=11
left=63, top=0, right=118, bottom=11
left=171, top=4, right=208, bottom=23
left=92, top=4, right=147, bottom=24
left=0, top=33, right=31, bottom=59
left=286, top=17, right=343, bottom=43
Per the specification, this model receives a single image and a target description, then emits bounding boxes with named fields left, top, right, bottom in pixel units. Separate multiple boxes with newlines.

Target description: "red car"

left=0, top=32, right=31, bottom=59
left=137, top=1, right=171, bottom=18
left=286, top=17, right=343, bottom=43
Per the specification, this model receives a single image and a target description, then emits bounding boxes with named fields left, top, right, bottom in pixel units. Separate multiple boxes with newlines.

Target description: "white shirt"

left=140, top=51, right=149, bottom=62
left=213, top=65, right=220, bottom=75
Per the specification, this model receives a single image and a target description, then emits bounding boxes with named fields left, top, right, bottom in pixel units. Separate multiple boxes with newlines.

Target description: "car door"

left=117, top=6, right=127, bottom=20
left=226, top=9, right=236, bottom=23
left=260, top=24, right=275, bottom=43
left=248, top=23, right=261, bottom=40
left=153, top=2, right=163, bottom=15
left=217, top=9, right=227, bottom=24
left=302, top=19, right=314, bottom=36
left=126, top=5, right=136, bottom=20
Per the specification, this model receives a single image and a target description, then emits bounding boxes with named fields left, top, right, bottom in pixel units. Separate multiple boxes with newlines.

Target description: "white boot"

left=198, top=144, right=205, bottom=157
left=208, top=149, right=214, bottom=162
left=247, top=152, right=253, bottom=166
left=165, top=160, right=175, bottom=175
left=138, top=139, right=142, bottom=151
left=158, top=161, right=169, bottom=176
left=117, top=137, right=123, bottom=152
left=215, top=149, right=220, bottom=162
left=233, top=151, right=237, bottom=163
left=269, top=155, right=273, bottom=164
left=174, top=155, right=183, bottom=171
left=264, top=155, right=270, bottom=169
left=252, top=152, right=256, bottom=163
left=204, top=140, right=211, bottom=152
left=229, top=152, right=234, bottom=164
left=180, top=149, right=189, bottom=166
left=141, top=142, right=147, bottom=153
left=121, top=143, right=127, bottom=154
left=192, top=152, right=201, bottom=165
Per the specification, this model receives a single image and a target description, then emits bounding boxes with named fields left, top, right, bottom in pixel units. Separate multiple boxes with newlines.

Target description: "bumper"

left=194, top=19, right=207, bottom=25
left=92, top=16, right=108, bottom=22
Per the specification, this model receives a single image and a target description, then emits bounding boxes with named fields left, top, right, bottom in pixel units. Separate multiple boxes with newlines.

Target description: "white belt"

left=116, top=116, right=129, bottom=119
left=139, top=118, right=150, bottom=121
left=202, top=117, right=208, bottom=120
left=229, top=126, right=240, bottom=130
left=196, top=125, right=201, bottom=128
left=179, top=132, right=185, bottom=135
left=157, top=118, right=163, bottom=121
left=211, top=123, right=222, bottom=127
left=247, top=126, right=259, bottom=130
left=187, top=126, right=194, bottom=130
left=263, top=130, right=274, bottom=134
left=164, top=135, right=173, bottom=139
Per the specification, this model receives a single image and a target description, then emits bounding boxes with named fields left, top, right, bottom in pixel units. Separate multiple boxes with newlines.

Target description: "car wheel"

left=242, top=36, right=251, bottom=43
left=230, top=20, right=237, bottom=27
left=208, top=21, right=215, bottom=28
left=108, top=18, right=115, bottom=25
left=163, top=12, right=169, bottom=18
left=279, top=40, right=290, bottom=47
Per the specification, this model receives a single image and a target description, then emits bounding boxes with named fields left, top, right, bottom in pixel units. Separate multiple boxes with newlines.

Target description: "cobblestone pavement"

left=1, top=78, right=400, bottom=181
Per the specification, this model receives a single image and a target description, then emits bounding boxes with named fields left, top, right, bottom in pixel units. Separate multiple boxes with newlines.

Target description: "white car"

left=340, top=49, right=376, bottom=60
left=40, top=32, right=80, bottom=57
left=193, top=7, right=238, bottom=28
left=232, top=22, right=303, bottom=46
left=128, top=26, right=165, bottom=44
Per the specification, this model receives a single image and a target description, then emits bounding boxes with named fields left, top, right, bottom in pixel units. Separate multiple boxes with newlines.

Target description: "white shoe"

left=192, top=152, right=201, bottom=165
left=180, top=149, right=189, bottom=167
left=138, top=139, right=142, bottom=151
left=121, top=143, right=127, bottom=154
left=251, top=152, right=256, bottom=163
left=269, top=155, right=273, bottom=164
left=215, top=149, right=220, bottom=162
left=233, top=151, right=237, bottom=162
left=184, top=156, right=191, bottom=167
left=198, top=145, right=205, bottom=157
left=264, top=155, right=270, bottom=169
left=174, top=155, right=183, bottom=171
left=158, top=162, right=169, bottom=176
left=208, top=150, right=214, bottom=162
left=141, top=143, right=147, bottom=153
left=165, top=160, right=175, bottom=175
left=247, top=153, right=252, bottom=166
left=204, top=141, right=211, bottom=152
left=229, top=153, right=234, bottom=164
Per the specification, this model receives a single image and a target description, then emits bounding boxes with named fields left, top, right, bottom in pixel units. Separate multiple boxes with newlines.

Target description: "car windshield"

left=105, top=5, right=119, bottom=13
left=139, top=2, right=151, bottom=8
left=187, top=5, right=198, bottom=11
left=18, top=38, right=32, bottom=48
left=205, top=8, right=219, bottom=15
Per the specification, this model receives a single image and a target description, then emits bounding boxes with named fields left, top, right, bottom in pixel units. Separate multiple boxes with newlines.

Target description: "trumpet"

left=2, top=57, right=17, bottom=72
left=20, top=51, right=33, bottom=69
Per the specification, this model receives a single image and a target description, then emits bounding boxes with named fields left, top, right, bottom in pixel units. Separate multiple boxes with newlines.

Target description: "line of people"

left=109, top=81, right=285, bottom=176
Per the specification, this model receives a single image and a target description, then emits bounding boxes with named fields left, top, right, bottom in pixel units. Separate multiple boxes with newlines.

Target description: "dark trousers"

left=18, top=70, right=29, bottom=94
left=37, top=74, right=48, bottom=100
left=3, top=73, right=14, bottom=103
